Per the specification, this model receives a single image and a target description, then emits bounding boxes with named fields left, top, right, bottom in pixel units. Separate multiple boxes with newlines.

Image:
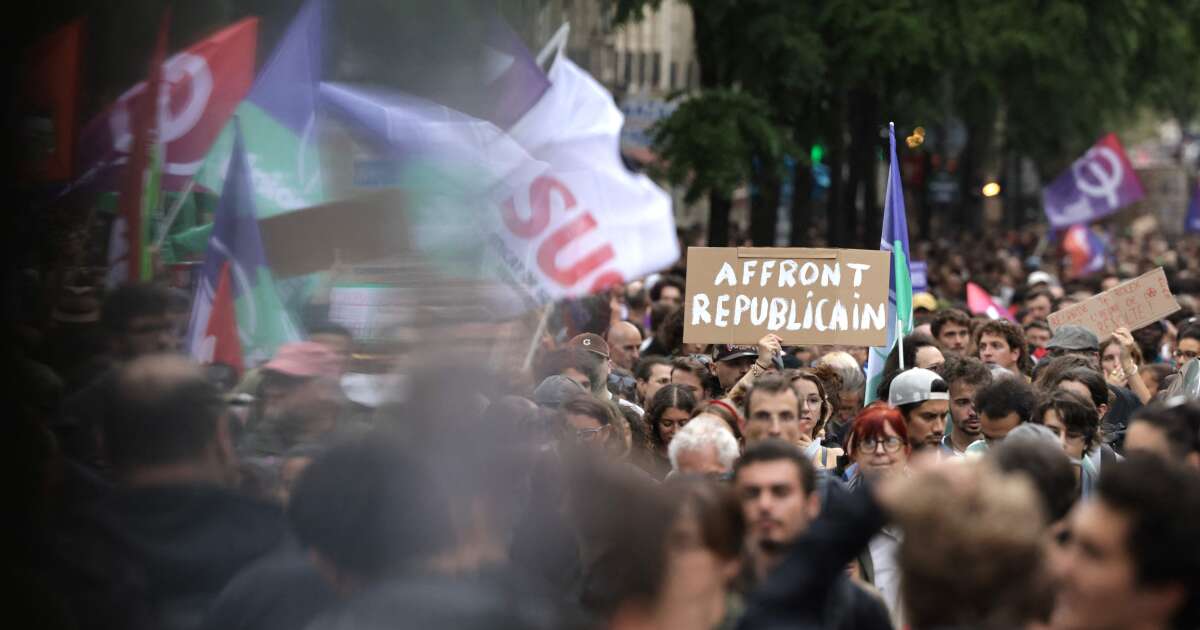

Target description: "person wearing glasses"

left=561, top=394, right=621, bottom=453
left=844, top=403, right=911, bottom=625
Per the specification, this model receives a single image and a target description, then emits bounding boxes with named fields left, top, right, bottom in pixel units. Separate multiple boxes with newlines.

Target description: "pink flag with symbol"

left=967, top=282, right=1016, bottom=322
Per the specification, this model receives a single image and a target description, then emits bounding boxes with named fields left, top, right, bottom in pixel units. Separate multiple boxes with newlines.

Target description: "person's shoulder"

left=964, top=439, right=988, bottom=455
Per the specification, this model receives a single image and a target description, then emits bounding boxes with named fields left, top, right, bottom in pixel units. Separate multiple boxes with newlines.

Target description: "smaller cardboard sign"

left=1047, top=267, right=1180, bottom=341
left=683, top=247, right=891, bottom=346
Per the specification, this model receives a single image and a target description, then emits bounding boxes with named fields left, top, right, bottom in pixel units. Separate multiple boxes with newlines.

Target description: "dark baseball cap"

left=713, top=344, right=758, bottom=362
left=567, top=333, right=610, bottom=358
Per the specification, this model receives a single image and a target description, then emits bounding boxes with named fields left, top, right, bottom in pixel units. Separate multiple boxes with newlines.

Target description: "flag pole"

left=896, top=317, right=905, bottom=370
left=154, top=178, right=196, bottom=248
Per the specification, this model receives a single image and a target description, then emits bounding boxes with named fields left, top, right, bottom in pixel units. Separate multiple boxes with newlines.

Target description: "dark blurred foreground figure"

left=54, top=355, right=285, bottom=630
left=54, top=283, right=176, bottom=470
left=738, top=459, right=1054, bottom=630
left=1050, top=455, right=1200, bottom=630
left=732, top=439, right=892, bottom=629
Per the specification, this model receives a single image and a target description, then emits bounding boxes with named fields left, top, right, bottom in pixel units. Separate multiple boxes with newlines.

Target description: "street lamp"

left=982, top=181, right=1001, bottom=197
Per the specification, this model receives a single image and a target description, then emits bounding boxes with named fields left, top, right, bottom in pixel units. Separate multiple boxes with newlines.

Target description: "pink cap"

left=263, top=342, right=341, bottom=379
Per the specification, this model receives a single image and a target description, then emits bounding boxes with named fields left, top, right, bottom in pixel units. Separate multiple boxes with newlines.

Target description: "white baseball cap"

left=888, top=368, right=949, bottom=407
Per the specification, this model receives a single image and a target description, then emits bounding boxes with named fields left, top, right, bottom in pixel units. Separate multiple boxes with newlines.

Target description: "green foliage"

left=614, top=0, right=1200, bottom=207
left=650, top=90, right=789, bottom=203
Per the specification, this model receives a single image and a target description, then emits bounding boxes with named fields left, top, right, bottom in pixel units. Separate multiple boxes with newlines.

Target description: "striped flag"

left=865, top=122, right=913, bottom=403
left=187, top=121, right=300, bottom=372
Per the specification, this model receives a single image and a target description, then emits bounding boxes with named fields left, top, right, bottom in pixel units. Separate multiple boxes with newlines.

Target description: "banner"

left=78, top=18, right=257, bottom=192
left=19, top=19, right=82, bottom=183
left=683, top=247, right=890, bottom=346
left=1047, top=267, right=1180, bottom=342
left=1043, top=133, right=1145, bottom=228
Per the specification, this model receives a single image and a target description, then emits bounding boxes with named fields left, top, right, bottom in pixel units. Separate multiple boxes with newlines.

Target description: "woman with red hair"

left=846, top=402, right=912, bottom=484
left=845, top=402, right=910, bottom=626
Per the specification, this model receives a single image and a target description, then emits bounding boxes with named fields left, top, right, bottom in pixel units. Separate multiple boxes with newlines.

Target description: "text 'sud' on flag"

left=1043, top=133, right=1145, bottom=229
left=187, top=122, right=299, bottom=373
left=864, top=122, right=912, bottom=403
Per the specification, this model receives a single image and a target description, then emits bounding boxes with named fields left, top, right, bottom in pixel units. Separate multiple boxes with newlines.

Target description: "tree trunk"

left=707, top=191, right=732, bottom=246
left=749, top=160, right=780, bottom=245
left=789, top=158, right=813, bottom=245
left=825, top=88, right=847, bottom=247
left=859, top=92, right=881, bottom=249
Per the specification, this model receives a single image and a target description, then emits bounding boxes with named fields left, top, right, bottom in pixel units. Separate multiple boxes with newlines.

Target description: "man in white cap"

left=887, top=368, right=951, bottom=451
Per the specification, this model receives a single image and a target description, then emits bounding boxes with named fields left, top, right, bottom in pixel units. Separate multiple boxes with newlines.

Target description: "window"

left=652, top=52, right=661, bottom=87
left=670, top=62, right=678, bottom=90
left=623, top=52, right=632, bottom=85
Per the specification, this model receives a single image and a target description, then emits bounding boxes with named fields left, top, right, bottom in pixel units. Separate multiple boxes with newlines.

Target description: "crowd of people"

left=10, top=224, right=1200, bottom=630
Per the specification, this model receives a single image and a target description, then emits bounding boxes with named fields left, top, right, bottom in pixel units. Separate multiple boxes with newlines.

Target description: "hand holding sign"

left=1047, top=268, right=1180, bottom=342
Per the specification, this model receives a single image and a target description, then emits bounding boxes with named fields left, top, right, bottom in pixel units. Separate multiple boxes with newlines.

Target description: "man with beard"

left=937, top=356, right=993, bottom=455
left=887, top=368, right=951, bottom=452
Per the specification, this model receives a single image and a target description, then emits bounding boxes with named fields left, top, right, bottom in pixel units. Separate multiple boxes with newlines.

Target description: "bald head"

left=607, top=321, right=643, bottom=371
left=108, top=354, right=229, bottom=478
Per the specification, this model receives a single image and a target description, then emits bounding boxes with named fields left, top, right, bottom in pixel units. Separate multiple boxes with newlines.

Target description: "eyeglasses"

left=860, top=436, right=904, bottom=453
left=1174, top=350, right=1199, bottom=362
left=574, top=427, right=606, bottom=442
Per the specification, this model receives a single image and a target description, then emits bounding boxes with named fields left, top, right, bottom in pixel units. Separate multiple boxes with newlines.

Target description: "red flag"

left=79, top=18, right=257, bottom=191
left=114, top=10, right=169, bottom=282
left=19, top=19, right=83, bottom=182
left=966, top=282, right=1017, bottom=322
left=204, top=262, right=244, bottom=374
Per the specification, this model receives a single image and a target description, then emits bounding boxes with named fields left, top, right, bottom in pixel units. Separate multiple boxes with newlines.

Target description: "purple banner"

left=1043, top=133, right=1145, bottom=228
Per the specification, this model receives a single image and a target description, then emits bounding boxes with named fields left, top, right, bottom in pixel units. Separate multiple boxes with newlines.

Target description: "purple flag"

left=1043, top=133, right=1145, bottom=228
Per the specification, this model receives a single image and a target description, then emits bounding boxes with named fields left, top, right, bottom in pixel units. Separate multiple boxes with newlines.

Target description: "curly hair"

left=646, top=384, right=699, bottom=449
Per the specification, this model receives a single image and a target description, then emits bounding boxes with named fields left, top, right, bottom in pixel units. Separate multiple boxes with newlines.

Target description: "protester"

left=666, top=415, right=739, bottom=477
left=787, top=368, right=845, bottom=468
left=81, top=355, right=286, bottom=628
left=936, top=355, right=993, bottom=455
left=1174, top=323, right=1200, bottom=372
left=634, top=355, right=673, bottom=406
left=1025, top=319, right=1052, bottom=357
left=814, top=350, right=866, bottom=442
left=1050, top=455, right=1200, bottom=630
left=732, top=439, right=892, bottom=628
left=533, top=374, right=588, bottom=409
left=712, top=343, right=759, bottom=393
left=974, top=319, right=1031, bottom=378
left=605, top=321, right=642, bottom=372
left=1124, top=402, right=1200, bottom=470
left=560, top=394, right=621, bottom=454
left=1022, top=287, right=1056, bottom=324
left=989, top=424, right=1079, bottom=526
left=649, top=274, right=685, bottom=309
left=966, top=377, right=1038, bottom=452
left=930, top=308, right=972, bottom=355
left=843, top=404, right=908, bottom=624
left=645, top=384, right=699, bottom=479
left=692, top=399, right=746, bottom=447
left=240, top=342, right=345, bottom=458
left=1034, top=389, right=1103, bottom=497
left=670, top=354, right=713, bottom=401
left=55, top=283, right=176, bottom=469
left=886, top=368, right=950, bottom=452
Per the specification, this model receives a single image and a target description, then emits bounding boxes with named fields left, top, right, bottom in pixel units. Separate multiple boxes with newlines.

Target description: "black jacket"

left=737, top=484, right=892, bottom=630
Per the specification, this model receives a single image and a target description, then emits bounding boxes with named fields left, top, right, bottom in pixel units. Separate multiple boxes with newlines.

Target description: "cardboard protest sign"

left=1047, top=267, right=1180, bottom=341
left=684, top=247, right=890, bottom=346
